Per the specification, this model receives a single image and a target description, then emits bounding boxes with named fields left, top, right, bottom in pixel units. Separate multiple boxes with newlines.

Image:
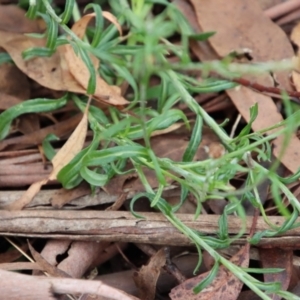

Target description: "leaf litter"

left=1, top=1, right=300, bottom=299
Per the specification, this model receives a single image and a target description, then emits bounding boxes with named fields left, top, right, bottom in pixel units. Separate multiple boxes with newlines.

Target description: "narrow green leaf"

left=61, top=0, right=74, bottom=24
left=188, top=31, right=215, bottom=41
left=241, top=267, right=284, bottom=274
left=57, top=133, right=100, bottom=188
left=0, top=96, right=67, bottom=140
left=172, top=185, right=189, bottom=212
left=147, top=109, right=188, bottom=136
left=254, top=281, right=282, bottom=292
left=147, top=148, right=166, bottom=187
left=84, top=3, right=104, bottom=48
left=22, top=47, right=55, bottom=60
left=78, top=47, right=96, bottom=95
left=80, top=167, right=108, bottom=186
left=26, top=1, right=39, bottom=19
left=217, top=212, right=228, bottom=240
left=150, top=183, right=164, bottom=207
left=45, top=13, right=58, bottom=49
left=182, top=115, right=202, bottom=162
left=0, top=53, right=13, bottom=65
left=42, top=134, right=59, bottom=160
left=83, top=145, right=148, bottom=167
left=237, top=104, right=258, bottom=138
left=130, top=192, right=148, bottom=219
left=193, top=262, right=220, bottom=293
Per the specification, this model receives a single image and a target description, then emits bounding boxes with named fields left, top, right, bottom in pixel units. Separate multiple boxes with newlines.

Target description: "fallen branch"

left=1, top=210, right=300, bottom=247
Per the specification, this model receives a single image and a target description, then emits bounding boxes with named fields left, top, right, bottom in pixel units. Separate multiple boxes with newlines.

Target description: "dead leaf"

left=0, top=32, right=86, bottom=93
left=170, top=212, right=258, bottom=300
left=0, top=243, right=28, bottom=263
left=28, top=241, right=71, bottom=278
left=189, top=0, right=300, bottom=174
left=0, top=92, right=23, bottom=110
left=259, top=0, right=285, bottom=10
left=173, top=0, right=217, bottom=61
left=133, top=248, right=166, bottom=300
left=170, top=244, right=250, bottom=300
left=50, top=182, right=91, bottom=208
left=0, top=5, right=44, bottom=33
left=259, top=248, right=293, bottom=300
left=0, top=18, right=127, bottom=107
left=49, top=102, right=89, bottom=180
left=7, top=102, right=89, bottom=210
left=17, top=114, right=40, bottom=136
left=7, top=179, right=47, bottom=210
left=71, top=12, right=122, bottom=39
left=64, top=12, right=128, bottom=106
left=291, top=23, right=300, bottom=92
left=0, top=54, right=30, bottom=100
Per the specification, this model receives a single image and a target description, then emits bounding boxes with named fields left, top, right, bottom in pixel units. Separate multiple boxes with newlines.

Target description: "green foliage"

left=4, top=0, right=300, bottom=298
left=0, top=95, right=67, bottom=140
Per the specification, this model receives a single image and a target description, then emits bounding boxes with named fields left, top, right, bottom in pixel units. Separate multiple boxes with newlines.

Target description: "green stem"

left=167, top=70, right=233, bottom=148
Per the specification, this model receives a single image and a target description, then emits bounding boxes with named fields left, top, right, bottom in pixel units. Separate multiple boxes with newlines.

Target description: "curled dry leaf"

left=7, top=104, right=89, bottom=210
left=28, top=241, right=71, bottom=278
left=0, top=5, right=43, bottom=33
left=0, top=31, right=86, bottom=94
left=49, top=102, right=89, bottom=180
left=64, top=12, right=128, bottom=106
left=291, top=23, right=300, bottom=92
left=189, top=0, right=300, bottom=174
left=0, top=11, right=127, bottom=106
left=133, top=248, right=166, bottom=300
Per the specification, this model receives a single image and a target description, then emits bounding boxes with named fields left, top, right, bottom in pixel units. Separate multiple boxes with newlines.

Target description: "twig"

left=231, top=76, right=300, bottom=102
left=264, top=0, right=300, bottom=19
left=1, top=210, right=300, bottom=247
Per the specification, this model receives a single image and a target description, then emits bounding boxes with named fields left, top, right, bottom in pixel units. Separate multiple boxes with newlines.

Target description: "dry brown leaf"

left=50, top=182, right=91, bottom=208
left=0, top=19, right=126, bottom=107
left=0, top=92, right=23, bottom=110
left=17, top=114, right=40, bottom=136
left=133, top=248, right=166, bottom=300
left=49, top=103, right=89, bottom=180
left=170, top=244, right=250, bottom=300
left=28, top=241, right=71, bottom=278
left=64, top=12, right=128, bottom=106
left=7, top=105, right=88, bottom=210
left=189, top=0, right=300, bottom=174
left=0, top=5, right=43, bottom=33
left=0, top=243, right=28, bottom=264
left=259, top=0, right=285, bottom=10
left=291, top=23, right=300, bottom=92
left=71, top=12, right=122, bottom=39
left=7, top=179, right=47, bottom=210
left=0, top=54, right=30, bottom=100
left=0, top=32, right=86, bottom=94
left=102, top=11, right=123, bottom=36
left=173, top=0, right=217, bottom=61
left=259, top=248, right=293, bottom=300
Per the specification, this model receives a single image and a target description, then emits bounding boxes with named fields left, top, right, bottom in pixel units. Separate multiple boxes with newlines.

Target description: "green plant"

left=3, top=0, right=300, bottom=298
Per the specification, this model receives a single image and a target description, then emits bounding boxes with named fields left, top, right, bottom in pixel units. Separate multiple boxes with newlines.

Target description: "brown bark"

left=0, top=210, right=299, bottom=247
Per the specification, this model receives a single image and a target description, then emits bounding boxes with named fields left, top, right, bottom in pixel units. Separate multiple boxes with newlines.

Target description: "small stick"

left=264, top=0, right=300, bottom=19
